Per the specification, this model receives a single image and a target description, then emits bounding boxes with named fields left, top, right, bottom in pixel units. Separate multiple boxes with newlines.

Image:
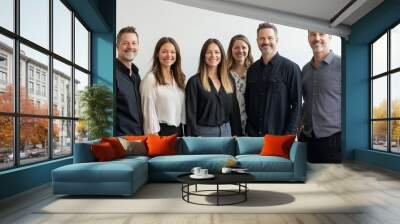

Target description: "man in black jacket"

left=115, top=26, right=143, bottom=135
left=245, top=23, right=302, bottom=136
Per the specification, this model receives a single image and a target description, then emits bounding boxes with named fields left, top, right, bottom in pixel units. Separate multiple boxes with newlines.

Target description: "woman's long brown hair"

left=198, top=38, right=233, bottom=93
left=150, top=37, right=185, bottom=89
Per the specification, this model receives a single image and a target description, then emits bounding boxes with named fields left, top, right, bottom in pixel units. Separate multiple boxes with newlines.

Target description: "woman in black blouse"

left=185, top=38, right=242, bottom=137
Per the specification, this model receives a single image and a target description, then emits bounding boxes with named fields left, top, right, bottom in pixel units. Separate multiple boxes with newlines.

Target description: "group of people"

left=114, top=22, right=341, bottom=163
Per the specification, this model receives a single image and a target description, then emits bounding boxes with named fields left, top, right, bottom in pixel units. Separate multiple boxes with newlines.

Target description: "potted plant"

left=79, top=84, right=113, bottom=140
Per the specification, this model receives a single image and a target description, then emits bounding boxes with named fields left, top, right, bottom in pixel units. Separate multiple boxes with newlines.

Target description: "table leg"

left=187, top=184, right=190, bottom=202
left=245, top=183, right=247, bottom=201
left=217, top=184, right=219, bottom=206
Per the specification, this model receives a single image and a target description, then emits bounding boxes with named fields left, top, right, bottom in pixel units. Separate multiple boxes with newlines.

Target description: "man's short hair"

left=308, top=30, right=332, bottom=38
left=257, top=22, right=278, bottom=37
left=116, top=26, right=138, bottom=46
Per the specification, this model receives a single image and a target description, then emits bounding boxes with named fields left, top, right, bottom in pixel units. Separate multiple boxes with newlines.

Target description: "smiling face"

left=205, top=43, right=221, bottom=68
left=231, top=39, right=249, bottom=64
left=257, top=28, right=278, bottom=56
left=158, top=42, right=176, bottom=68
left=308, top=31, right=331, bottom=55
left=117, top=32, right=139, bottom=62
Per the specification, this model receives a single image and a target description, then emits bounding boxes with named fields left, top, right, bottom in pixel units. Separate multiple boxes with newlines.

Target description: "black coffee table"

left=177, top=172, right=255, bottom=206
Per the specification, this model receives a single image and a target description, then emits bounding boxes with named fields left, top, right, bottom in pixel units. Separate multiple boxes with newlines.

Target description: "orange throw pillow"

left=260, top=134, right=296, bottom=159
left=91, top=142, right=117, bottom=161
left=101, top=137, right=126, bottom=158
left=124, top=135, right=148, bottom=142
left=146, top=135, right=177, bottom=157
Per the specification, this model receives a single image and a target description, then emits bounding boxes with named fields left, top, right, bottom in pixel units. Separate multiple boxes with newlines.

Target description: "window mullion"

left=370, top=45, right=373, bottom=149
left=388, top=30, right=391, bottom=152
left=13, top=0, right=20, bottom=166
left=71, top=11, right=76, bottom=154
left=48, top=0, right=54, bottom=160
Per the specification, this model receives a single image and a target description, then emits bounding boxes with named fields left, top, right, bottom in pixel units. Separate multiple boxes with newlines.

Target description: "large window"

left=0, top=0, right=91, bottom=170
left=370, top=23, right=400, bottom=154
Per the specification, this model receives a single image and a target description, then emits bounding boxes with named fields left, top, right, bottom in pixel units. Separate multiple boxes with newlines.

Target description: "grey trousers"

left=196, top=122, right=231, bottom=137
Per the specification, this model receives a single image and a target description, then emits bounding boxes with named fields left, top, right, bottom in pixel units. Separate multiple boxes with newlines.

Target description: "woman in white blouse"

left=140, top=37, right=186, bottom=136
left=226, top=34, right=254, bottom=135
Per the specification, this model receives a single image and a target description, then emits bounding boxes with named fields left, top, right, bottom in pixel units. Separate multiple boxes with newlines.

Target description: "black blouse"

left=185, top=74, right=242, bottom=136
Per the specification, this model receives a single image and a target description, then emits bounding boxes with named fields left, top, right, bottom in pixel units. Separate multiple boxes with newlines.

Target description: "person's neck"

left=119, top=58, right=132, bottom=75
left=207, top=67, right=218, bottom=80
left=312, top=50, right=330, bottom=67
left=232, top=62, right=246, bottom=76
left=262, top=50, right=277, bottom=64
left=161, top=65, right=172, bottom=81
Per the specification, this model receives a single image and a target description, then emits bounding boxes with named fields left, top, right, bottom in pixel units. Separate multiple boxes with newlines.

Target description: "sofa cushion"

left=118, top=137, right=147, bottom=156
left=147, top=135, right=177, bottom=157
left=235, top=137, right=263, bottom=155
left=260, top=135, right=296, bottom=159
left=52, top=159, right=146, bottom=183
left=148, top=154, right=235, bottom=172
left=178, top=137, right=235, bottom=155
left=124, top=135, right=148, bottom=142
left=74, top=140, right=100, bottom=163
left=116, top=155, right=150, bottom=163
left=52, top=158, right=149, bottom=195
left=91, top=142, right=118, bottom=161
left=236, top=155, right=293, bottom=172
left=101, top=137, right=127, bottom=158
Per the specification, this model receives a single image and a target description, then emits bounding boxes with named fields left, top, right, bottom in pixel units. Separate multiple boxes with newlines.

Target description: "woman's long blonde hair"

left=198, top=38, right=233, bottom=93
left=227, top=34, right=254, bottom=71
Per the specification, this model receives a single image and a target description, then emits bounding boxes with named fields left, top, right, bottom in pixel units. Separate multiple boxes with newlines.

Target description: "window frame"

left=0, top=0, right=92, bottom=171
left=370, top=21, right=400, bottom=154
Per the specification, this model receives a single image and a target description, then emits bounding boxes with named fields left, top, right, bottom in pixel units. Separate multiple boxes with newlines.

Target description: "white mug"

left=200, top=169, right=208, bottom=176
left=191, top=167, right=202, bottom=176
left=221, top=167, right=232, bottom=174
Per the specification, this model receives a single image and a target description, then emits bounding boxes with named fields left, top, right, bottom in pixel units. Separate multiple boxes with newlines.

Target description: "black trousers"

left=159, top=123, right=183, bottom=137
left=300, top=131, right=342, bottom=163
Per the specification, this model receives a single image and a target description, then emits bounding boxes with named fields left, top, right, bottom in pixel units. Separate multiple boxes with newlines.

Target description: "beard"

left=311, top=43, right=327, bottom=53
left=122, top=51, right=136, bottom=61
left=260, top=45, right=275, bottom=55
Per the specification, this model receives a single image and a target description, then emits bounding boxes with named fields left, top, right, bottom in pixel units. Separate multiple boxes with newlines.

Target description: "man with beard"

left=301, top=31, right=342, bottom=163
left=115, top=26, right=143, bottom=135
left=245, top=22, right=302, bottom=136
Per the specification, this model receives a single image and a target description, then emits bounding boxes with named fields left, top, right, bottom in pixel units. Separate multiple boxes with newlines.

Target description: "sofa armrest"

left=289, top=142, right=307, bottom=181
left=73, top=140, right=100, bottom=163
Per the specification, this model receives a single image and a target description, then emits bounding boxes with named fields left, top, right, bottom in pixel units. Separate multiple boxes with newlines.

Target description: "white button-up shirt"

left=140, top=72, right=186, bottom=134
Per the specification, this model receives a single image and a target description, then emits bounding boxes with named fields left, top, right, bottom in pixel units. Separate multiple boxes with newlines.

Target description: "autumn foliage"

left=0, top=84, right=59, bottom=150
left=372, top=99, right=400, bottom=142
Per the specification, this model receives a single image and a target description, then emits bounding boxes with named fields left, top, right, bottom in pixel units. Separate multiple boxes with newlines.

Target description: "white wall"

left=117, top=0, right=341, bottom=78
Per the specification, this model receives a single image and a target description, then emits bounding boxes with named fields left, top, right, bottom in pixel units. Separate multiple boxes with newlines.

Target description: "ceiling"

left=164, top=0, right=384, bottom=38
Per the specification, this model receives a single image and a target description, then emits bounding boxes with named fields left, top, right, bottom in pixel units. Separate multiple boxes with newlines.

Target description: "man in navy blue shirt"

left=115, top=26, right=143, bottom=135
left=245, top=23, right=302, bottom=136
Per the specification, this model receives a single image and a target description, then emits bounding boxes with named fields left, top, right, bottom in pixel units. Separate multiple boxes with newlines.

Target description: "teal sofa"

left=52, top=137, right=307, bottom=196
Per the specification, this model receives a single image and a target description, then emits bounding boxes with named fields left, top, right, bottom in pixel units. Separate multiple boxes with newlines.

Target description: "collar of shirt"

left=116, top=59, right=139, bottom=76
left=310, top=50, right=335, bottom=67
left=323, top=50, right=335, bottom=64
left=207, top=77, right=226, bottom=95
left=258, top=52, right=281, bottom=67
left=230, top=71, right=246, bottom=80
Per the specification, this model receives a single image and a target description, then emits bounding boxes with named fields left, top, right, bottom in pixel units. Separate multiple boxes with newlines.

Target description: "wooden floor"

left=1, top=162, right=400, bottom=224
